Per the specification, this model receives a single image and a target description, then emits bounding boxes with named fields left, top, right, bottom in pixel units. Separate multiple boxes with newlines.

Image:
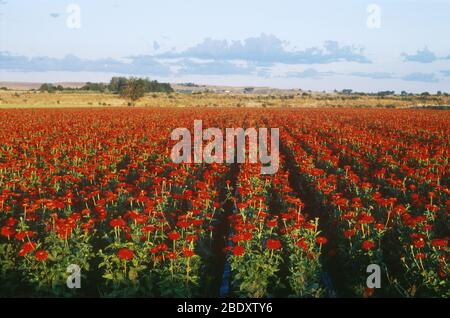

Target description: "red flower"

left=117, top=248, right=134, bottom=261
left=316, top=236, right=328, bottom=245
left=182, top=248, right=195, bottom=258
left=14, top=230, right=35, bottom=241
left=344, top=229, right=356, bottom=238
left=236, top=202, right=247, bottom=209
left=168, top=231, right=181, bottom=240
left=410, top=233, right=425, bottom=239
left=109, top=218, right=126, bottom=228
left=186, top=234, right=198, bottom=242
left=1, top=226, right=15, bottom=238
left=362, top=240, right=376, bottom=251
left=364, top=287, right=375, bottom=298
left=415, top=252, right=426, bottom=260
left=19, top=241, right=36, bottom=257
left=266, top=219, right=277, bottom=228
left=176, top=220, right=190, bottom=228
left=141, top=225, right=156, bottom=233
left=358, top=213, right=375, bottom=224
left=166, top=251, right=177, bottom=260
left=413, top=239, right=425, bottom=249
left=266, top=238, right=282, bottom=250
left=232, top=245, right=245, bottom=256
left=230, top=234, right=244, bottom=243
left=295, top=238, right=309, bottom=251
left=6, top=217, right=17, bottom=227
left=242, top=232, right=252, bottom=241
left=157, top=243, right=168, bottom=252
left=431, top=238, right=448, bottom=249
left=35, top=250, right=49, bottom=262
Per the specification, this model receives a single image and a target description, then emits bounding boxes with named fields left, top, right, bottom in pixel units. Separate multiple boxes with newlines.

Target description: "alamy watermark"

left=366, top=264, right=381, bottom=289
left=170, top=120, right=279, bottom=174
left=366, top=4, right=381, bottom=29
left=66, top=3, right=81, bottom=29
left=66, top=264, right=81, bottom=289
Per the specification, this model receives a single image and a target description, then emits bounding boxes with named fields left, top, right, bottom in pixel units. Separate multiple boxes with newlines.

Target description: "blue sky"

left=1, top=0, right=450, bottom=92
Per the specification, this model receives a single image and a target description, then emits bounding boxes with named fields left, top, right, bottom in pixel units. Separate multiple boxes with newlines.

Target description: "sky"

left=0, top=0, right=450, bottom=92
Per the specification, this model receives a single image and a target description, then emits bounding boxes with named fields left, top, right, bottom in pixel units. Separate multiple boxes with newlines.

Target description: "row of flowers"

left=226, top=152, right=326, bottom=297
left=269, top=109, right=448, bottom=297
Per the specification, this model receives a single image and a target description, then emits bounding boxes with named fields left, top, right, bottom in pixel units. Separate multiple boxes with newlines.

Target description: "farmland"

left=1, top=89, right=449, bottom=109
left=0, top=107, right=448, bottom=298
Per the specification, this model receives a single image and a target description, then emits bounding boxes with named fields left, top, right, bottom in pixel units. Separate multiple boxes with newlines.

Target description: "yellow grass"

left=0, top=90, right=448, bottom=108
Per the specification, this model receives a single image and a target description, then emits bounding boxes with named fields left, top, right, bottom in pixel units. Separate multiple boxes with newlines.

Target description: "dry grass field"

left=0, top=90, right=449, bottom=109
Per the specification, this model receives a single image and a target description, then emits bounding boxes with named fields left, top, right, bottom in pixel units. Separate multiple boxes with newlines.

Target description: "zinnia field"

left=0, top=107, right=448, bottom=298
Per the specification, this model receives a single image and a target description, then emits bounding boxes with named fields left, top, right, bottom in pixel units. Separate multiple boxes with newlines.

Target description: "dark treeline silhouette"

left=38, top=77, right=173, bottom=99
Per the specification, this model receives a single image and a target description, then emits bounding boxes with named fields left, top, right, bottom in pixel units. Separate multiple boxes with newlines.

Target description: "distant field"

left=1, top=90, right=449, bottom=108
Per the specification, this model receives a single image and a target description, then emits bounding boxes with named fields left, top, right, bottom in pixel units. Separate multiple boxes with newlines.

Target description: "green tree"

left=81, top=82, right=107, bottom=92
left=39, top=83, right=56, bottom=93
left=121, top=77, right=146, bottom=102
left=109, top=77, right=128, bottom=93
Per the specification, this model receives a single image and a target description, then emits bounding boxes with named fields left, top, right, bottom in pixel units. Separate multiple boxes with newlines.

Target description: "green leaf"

left=103, top=273, right=114, bottom=280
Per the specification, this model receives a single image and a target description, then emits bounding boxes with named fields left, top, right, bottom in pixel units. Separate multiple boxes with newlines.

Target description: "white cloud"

left=157, top=34, right=371, bottom=65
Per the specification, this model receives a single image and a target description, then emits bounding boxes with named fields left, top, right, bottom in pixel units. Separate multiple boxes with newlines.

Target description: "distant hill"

left=0, top=81, right=307, bottom=95
left=0, top=82, right=86, bottom=90
left=170, top=83, right=306, bottom=95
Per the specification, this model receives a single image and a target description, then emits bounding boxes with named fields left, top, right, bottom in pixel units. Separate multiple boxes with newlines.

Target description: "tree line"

left=38, top=77, right=174, bottom=101
left=337, top=89, right=448, bottom=97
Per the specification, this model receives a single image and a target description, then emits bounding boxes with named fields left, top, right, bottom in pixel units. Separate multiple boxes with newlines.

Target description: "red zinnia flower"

left=176, top=220, right=190, bottom=228
left=19, top=241, right=36, bottom=257
left=295, top=238, right=309, bottom=251
left=364, top=287, right=375, bottom=298
left=141, top=225, right=156, bottom=233
left=168, top=231, right=181, bottom=240
left=413, top=239, right=425, bottom=249
left=344, top=229, right=356, bottom=238
left=232, top=245, right=245, bottom=256
left=6, top=217, right=17, bottom=227
left=236, top=202, right=247, bottom=210
left=242, top=232, right=252, bottom=241
left=157, top=243, right=168, bottom=252
left=35, top=250, right=49, bottom=262
left=1, top=226, right=15, bottom=238
left=266, top=238, right=282, bottom=250
left=230, top=234, right=244, bottom=243
left=117, top=248, right=134, bottom=261
left=166, top=251, right=177, bottom=260
left=358, top=214, right=375, bottom=224
left=109, top=218, right=126, bottom=228
left=415, top=252, right=426, bottom=260
left=14, top=230, right=35, bottom=241
left=316, top=236, right=328, bottom=245
left=186, top=234, right=198, bottom=242
left=182, top=248, right=195, bottom=258
left=431, top=238, right=448, bottom=249
left=362, top=240, right=376, bottom=251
